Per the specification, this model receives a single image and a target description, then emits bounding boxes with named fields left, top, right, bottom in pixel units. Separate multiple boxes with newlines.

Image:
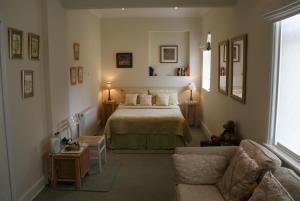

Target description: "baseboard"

left=200, top=121, right=213, bottom=139
left=17, top=176, right=46, bottom=201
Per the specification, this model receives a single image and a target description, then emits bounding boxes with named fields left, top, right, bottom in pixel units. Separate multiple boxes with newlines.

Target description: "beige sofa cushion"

left=241, top=140, right=281, bottom=172
left=176, top=184, right=224, bottom=201
left=248, top=171, right=295, bottom=201
left=217, top=147, right=261, bottom=201
left=173, top=154, right=229, bottom=185
left=273, top=167, right=300, bottom=201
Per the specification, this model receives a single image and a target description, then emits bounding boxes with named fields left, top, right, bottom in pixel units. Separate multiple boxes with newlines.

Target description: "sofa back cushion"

left=274, top=167, right=300, bottom=201
left=248, top=171, right=295, bottom=201
left=241, top=140, right=281, bottom=172
left=217, top=147, right=262, bottom=201
left=173, top=154, right=229, bottom=185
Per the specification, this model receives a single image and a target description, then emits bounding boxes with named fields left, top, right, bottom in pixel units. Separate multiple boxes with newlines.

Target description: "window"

left=202, top=50, right=211, bottom=92
left=269, top=13, right=300, bottom=160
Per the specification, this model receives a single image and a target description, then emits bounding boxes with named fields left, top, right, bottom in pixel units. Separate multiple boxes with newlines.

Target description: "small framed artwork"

left=116, top=53, right=133, bottom=68
left=160, top=45, right=178, bottom=63
left=28, top=33, right=40, bottom=60
left=233, top=44, right=240, bottom=62
left=73, top=43, right=80, bottom=60
left=8, top=28, right=23, bottom=59
left=21, top=70, right=34, bottom=98
left=70, top=67, right=77, bottom=85
left=77, top=67, right=83, bottom=83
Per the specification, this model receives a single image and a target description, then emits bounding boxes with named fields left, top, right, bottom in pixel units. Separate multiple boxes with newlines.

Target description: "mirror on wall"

left=218, top=40, right=229, bottom=95
left=230, top=34, right=247, bottom=104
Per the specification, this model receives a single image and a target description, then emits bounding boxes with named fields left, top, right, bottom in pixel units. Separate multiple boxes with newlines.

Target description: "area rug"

left=55, top=160, right=121, bottom=192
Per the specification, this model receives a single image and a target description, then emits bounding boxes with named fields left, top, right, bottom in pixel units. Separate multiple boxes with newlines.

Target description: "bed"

left=103, top=105, right=191, bottom=149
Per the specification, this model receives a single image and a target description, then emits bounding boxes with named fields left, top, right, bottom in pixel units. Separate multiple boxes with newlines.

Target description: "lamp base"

left=190, top=90, right=193, bottom=101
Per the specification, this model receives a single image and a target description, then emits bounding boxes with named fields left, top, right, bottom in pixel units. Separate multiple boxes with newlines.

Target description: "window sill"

left=264, top=144, right=300, bottom=174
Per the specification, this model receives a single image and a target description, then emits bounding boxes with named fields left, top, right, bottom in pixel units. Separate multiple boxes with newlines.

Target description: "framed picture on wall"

left=77, top=66, right=83, bottom=83
left=160, top=45, right=178, bottom=63
left=70, top=67, right=77, bottom=85
left=73, top=43, right=80, bottom=60
left=8, top=27, right=23, bottom=59
left=233, top=44, right=240, bottom=62
left=28, top=33, right=40, bottom=60
left=116, top=53, right=133, bottom=68
left=21, top=70, right=34, bottom=98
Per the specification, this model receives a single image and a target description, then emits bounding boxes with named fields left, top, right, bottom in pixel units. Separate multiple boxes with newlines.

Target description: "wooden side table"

left=51, top=146, right=90, bottom=189
left=183, top=100, right=199, bottom=127
left=102, top=100, right=117, bottom=126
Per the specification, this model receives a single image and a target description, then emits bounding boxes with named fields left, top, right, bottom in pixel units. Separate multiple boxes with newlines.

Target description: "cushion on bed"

left=156, top=94, right=169, bottom=106
left=139, top=94, right=152, bottom=106
left=124, top=94, right=138, bottom=105
left=169, top=93, right=179, bottom=105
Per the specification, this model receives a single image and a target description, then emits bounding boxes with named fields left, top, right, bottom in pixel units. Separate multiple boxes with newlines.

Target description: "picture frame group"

left=8, top=27, right=40, bottom=60
left=70, top=66, right=84, bottom=85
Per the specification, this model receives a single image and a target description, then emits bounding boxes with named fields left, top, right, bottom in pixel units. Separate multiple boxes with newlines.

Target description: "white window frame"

left=202, top=50, right=211, bottom=92
left=265, top=1, right=300, bottom=172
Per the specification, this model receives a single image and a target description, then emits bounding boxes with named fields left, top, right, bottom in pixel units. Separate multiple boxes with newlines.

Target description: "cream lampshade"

left=106, top=81, right=112, bottom=101
left=188, top=83, right=196, bottom=101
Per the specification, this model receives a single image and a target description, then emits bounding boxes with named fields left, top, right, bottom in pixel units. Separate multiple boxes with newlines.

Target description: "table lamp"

left=106, top=81, right=112, bottom=101
left=188, top=82, right=196, bottom=101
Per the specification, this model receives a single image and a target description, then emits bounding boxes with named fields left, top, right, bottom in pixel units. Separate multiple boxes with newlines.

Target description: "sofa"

left=173, top=140, right=300, bottom=201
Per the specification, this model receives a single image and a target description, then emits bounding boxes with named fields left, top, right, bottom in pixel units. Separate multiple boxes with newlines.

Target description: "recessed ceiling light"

left=174, top=7, right=179, bottom=10
left=121, top=8, right=125, bottom=11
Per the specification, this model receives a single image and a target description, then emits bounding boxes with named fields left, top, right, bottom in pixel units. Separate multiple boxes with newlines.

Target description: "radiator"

left=78, top=106, right=99, bottom=136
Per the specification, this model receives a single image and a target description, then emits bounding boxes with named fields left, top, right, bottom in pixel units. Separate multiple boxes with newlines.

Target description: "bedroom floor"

left=34, top=128, right=207, bottom=201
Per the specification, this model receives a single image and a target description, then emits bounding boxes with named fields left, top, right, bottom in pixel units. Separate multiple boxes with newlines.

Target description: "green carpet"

left=55, top=160, right=120, bottom=192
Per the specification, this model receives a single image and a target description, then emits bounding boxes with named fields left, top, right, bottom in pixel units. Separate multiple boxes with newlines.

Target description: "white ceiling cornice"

left=61, top=0, right=236, bottom=9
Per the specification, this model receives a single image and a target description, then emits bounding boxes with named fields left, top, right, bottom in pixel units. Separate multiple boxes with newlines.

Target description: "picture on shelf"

left=21, top=70, right=34, bottom=98
left=160, top=45, right=178, bottom=63
left=8, top=27, right=23, bottom=59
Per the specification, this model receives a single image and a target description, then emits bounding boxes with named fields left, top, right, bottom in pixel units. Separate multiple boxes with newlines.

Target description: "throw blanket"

left=104, top=105, right=191, bottom=143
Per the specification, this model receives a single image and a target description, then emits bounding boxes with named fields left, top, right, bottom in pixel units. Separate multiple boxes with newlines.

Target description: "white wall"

left=199, top=0, right=296, bottom=143
left=0, top=0, right=48, bottom=200
left=101, top=18, right=202, bottom=88
left=65, top=10, right=101, bottom=116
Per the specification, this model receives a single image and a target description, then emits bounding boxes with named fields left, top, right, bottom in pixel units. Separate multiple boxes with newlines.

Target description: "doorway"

left=0, top=19, right=13, bottom=201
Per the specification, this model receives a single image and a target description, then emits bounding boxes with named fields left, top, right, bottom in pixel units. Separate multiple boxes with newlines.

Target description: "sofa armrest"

left=173, top=154, right=230, bottom=185
left=175, top=146, right=238, bottom=160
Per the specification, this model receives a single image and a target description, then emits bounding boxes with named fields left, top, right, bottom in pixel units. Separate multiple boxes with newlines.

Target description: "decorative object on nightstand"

left=188, top=82, right=196, bottom=101
left=102, top=100, right=117, bottom=126
left=106, top=81, right=112, bottom=101
left=200, top=120, right=241, bottom=147
left=183, top=100, right=199, bottom=127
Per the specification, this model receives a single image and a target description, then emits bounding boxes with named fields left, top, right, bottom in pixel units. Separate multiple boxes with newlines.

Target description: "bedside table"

left=102, top=100, right=117, bottom=126
left=183, top=100, right=199, bottom=127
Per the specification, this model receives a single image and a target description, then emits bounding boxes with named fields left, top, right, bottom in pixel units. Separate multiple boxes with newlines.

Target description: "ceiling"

left=61, top=0, right=236, bottom=9
left=90, top=8, right=210, bottom=18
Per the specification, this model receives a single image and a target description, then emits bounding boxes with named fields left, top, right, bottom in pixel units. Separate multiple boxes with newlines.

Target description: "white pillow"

left=124, top=94, right=137, bottom=105
left=139, top=94, right=152, bottom=106
left=169, top=93, right=179, bottom=105
left=156, top=94, right=169, bottom=106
